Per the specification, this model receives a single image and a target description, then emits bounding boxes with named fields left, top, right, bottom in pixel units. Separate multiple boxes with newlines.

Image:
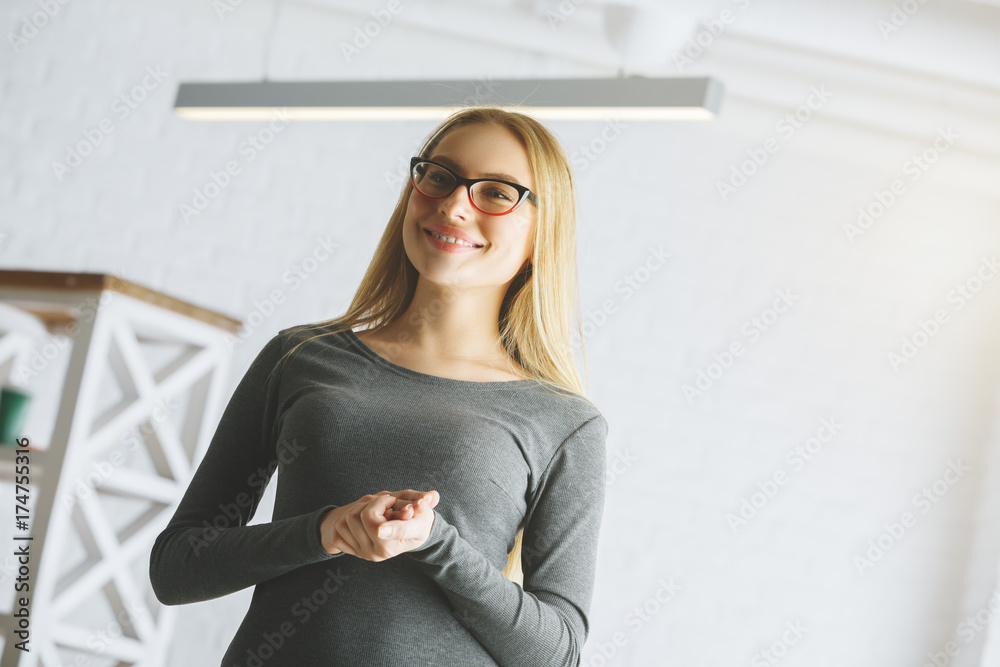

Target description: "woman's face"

left=402, top=122, right=537, bottom=291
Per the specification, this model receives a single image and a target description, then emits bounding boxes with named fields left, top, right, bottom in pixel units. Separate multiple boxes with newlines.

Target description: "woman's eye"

left=485, top=189, right=513, bottom=201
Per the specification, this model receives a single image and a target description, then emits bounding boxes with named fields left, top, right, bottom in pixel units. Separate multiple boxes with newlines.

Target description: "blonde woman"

left=150, top=105, right=609, bottom=666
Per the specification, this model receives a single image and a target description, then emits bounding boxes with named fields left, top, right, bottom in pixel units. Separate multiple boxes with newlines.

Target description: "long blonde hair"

left=265, top=105, right=594, bottom=585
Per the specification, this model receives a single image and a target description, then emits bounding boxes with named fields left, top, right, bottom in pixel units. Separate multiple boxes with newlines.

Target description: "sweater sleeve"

left=405, top=414, right=609, bottom=667
left=148, top=331, right=345, bottom=607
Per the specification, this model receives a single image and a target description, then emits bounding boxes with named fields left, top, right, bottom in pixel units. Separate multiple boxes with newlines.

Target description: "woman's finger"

left=340, top=493, right=382, bottom=553
left=378, top=500, right=431, bottom=542
left=334, top=518, right=360, bottom=556
left=349, top=495, right=397, bottom=559
left=330, top=530, right=356, bottom=557
left=361, top=490, right=436, bottom=525
left=365, top=494, right=400, bottom=543
left=383, top=492, right=435, bottom=520
left=343, top=511, right=374, bottom=558
left=377, top=518, right=404, bottom=540
left=415, top=490, right=439, bottom=509
left=388, top=490, right=436, bottom=511
left=383, top=503, right=414, bottom=519
left=383, top=504, right=415, bottom=523
left=390, top=489, right=428, bottom=502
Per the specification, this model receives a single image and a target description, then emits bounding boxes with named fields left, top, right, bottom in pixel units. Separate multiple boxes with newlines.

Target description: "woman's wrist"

left=320, top=506, right=343, bottom=555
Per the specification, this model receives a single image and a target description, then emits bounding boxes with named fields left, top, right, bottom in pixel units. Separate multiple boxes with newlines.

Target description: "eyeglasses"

left=410, top=157, right=538, bottom=216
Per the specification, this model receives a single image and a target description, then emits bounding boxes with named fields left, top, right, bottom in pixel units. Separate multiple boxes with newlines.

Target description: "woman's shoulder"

left=247, top=323, right=355, bottom=373
left=518, top=381, right=607, bottom=433
left=278, top=320, right=346, bottom=338
left=274, top=322, right=354, bottom=349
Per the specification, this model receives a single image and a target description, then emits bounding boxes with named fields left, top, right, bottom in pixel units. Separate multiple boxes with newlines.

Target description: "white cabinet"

left=0, top=271, right=239, bottom=667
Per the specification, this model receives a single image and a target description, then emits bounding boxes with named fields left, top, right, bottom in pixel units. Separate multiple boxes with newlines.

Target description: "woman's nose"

left=439, top=184, right=474, bottom=216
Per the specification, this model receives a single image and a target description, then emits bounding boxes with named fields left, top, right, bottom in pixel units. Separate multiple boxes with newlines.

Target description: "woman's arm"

left=405, top=415, right=609, bottom=667
left=148, top=331, right=345, bottom=607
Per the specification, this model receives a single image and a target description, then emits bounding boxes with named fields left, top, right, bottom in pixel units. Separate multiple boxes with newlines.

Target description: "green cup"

left=0, top=386, right=32, bottom=447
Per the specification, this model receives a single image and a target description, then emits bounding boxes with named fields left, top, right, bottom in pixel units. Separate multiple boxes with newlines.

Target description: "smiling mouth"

left=424, top=228, right=483, bottom=248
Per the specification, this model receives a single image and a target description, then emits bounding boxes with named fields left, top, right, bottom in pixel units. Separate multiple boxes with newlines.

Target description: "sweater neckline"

left=344, top=328, right=538, bottom=390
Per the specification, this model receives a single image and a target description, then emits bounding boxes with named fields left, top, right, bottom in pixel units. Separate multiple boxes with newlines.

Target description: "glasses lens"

left=411, top=161, right=522, bottom=214
left=471, top=181, right=519, bottom=214
left=412, top=162, right=455, bottom=197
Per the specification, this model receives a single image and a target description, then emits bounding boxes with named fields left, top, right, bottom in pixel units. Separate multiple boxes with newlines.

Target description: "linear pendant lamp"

left=173, top=75, right=724, bottom=122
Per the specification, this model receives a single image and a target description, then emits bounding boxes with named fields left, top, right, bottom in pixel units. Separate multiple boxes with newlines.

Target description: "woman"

left=149, top=105, right=610, bottom=667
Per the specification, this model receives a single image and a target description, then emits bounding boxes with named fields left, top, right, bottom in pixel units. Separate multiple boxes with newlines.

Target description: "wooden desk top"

left=0, top=269, right=242, bottom=335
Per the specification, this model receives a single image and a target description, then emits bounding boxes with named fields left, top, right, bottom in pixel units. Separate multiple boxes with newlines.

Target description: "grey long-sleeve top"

left=148, top=324, right=609, bottom=667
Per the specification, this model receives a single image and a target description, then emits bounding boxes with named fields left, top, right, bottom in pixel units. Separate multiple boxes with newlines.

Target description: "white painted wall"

left=2, top=0, right=999, bottom=665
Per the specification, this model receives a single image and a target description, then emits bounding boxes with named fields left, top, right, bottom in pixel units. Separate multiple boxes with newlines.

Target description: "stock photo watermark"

left=853, top=459, right=969, bottom=575
left=225, top=235, right=339, bottom=351
left=60, top=396, right=181, bottom=511
left=727, top=417, right=843, bottom=533
left=584, top=577, right=682, bottom=667
left=921, top=585, right=1000, bottom=667
left=543, top=0, right=590, bottom=29
left=606, top=447, right=639, bottom=487
left=13, top=267, right=131, bottom=384
left=887, top=254, right=998, bottom=371
left=877, top=0, right=933, bottom=40
left=383, top=77, right=504, bottom=191
left=750, top=619, right=809, bottom=667
left=188, top=438, right=308, bottom=555
left=86, top=600, right=145, bottom=658
left=716, top=85, right=834, bottom=202
left=235, top=566, right=350, bottom=667
left=571, top=245, right=671, bottom=350
left=843, top=126, right=959, bottom=243
left=570, top=119, right=628, bottom=174
left=213, top=0, right=242, bottom=19
left=340, top=0, right=406, bottom=62
left=179, top=108, right=293, bottom=224
left=8, top=0, right=73, bottom=53
left=673, top=0, right=754, bottom=71
left=52, top=65, right=170, bottom=182
left=29, top=599, right=148, bottom=666
left=683, top=288, right=798, bottom=403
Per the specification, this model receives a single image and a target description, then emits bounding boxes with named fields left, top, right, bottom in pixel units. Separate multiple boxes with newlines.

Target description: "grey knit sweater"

left=148, top=324, right=609, bottom=667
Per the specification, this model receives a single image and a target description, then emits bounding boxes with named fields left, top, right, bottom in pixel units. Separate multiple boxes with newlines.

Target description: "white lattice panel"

left=0, top=279, right=236, bottom=667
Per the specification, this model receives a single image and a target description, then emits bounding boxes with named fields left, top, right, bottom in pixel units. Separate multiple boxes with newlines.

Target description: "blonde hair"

left=264, top=105, right=594, bottom=585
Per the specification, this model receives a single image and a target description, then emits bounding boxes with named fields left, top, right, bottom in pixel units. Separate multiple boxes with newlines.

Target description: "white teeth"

left=429, top=231, right=479, bottom=248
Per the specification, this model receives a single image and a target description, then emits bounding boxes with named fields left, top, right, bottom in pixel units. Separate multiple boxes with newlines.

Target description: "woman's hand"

left=320, top=489, right=440, bottom=561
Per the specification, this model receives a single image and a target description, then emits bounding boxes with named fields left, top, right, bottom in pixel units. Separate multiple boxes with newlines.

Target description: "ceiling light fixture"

left=172, top=75, right=724, bottom=122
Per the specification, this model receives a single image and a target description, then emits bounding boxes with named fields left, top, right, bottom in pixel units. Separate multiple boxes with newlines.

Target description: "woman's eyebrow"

left=430, top=155, right=523, bottom=185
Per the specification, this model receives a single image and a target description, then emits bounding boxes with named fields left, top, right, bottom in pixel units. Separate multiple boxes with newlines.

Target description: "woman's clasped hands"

left=320, top=489, right=440, bottom=562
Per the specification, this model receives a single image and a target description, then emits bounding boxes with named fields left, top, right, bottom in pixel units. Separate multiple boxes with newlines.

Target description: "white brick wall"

left=2, top=0, right=999, bottom=665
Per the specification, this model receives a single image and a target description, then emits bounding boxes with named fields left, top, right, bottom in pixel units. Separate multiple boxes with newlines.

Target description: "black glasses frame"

left=409, top=157, right=538, bottom=215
